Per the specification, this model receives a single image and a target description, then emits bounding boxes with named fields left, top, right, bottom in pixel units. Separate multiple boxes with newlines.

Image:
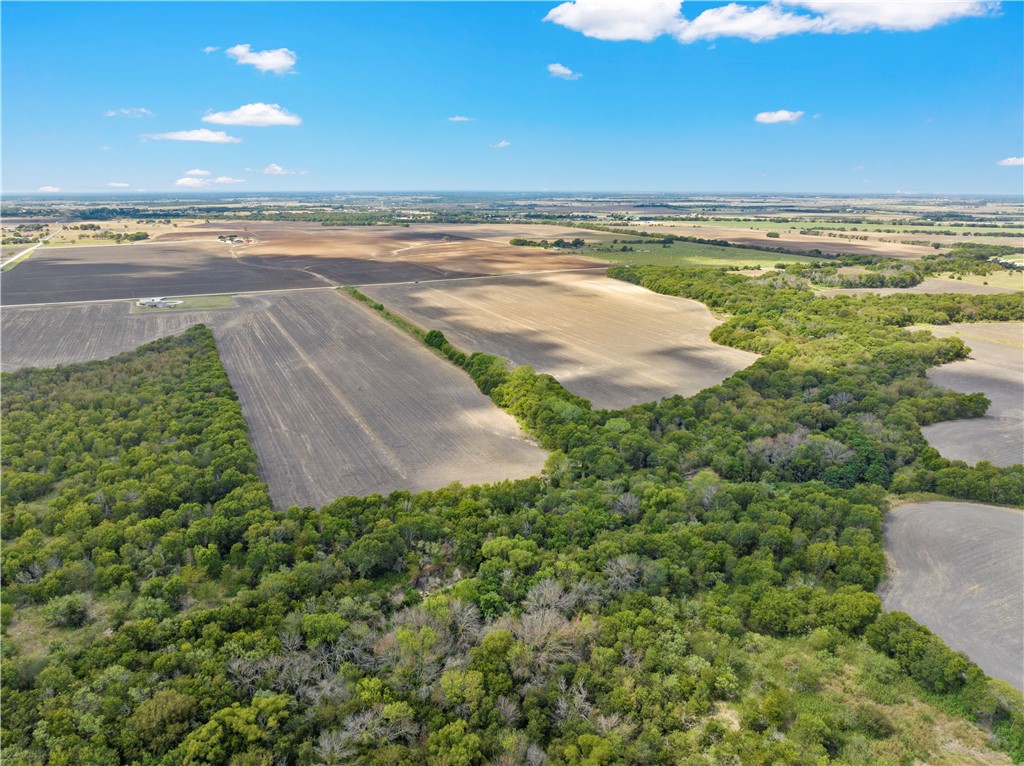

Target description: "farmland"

left=363, top=270, right=760, bottom=409
left=615, top=221, right=943, bottom=258
left=817, top=275, right=1023, bottom=297
left=2, top=291, right=547, bottom=508
left=211, top=291, right=546, bottom=508
left=0, top=223, right=608, bottom=306
left=880, top=501, right=1024, bottom=690
left=919, top=322, right=1024, bottom=467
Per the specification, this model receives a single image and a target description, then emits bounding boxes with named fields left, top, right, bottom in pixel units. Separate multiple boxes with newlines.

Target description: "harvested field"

left=0, top=300, right=253, bottom=371
left=818, top=277, right=1022, bottom=297
left=0, top=240, right=328, bottom=305
left=918, top=322, right=1024, bottom=467
left=363, top=271, right=759, bottom=410
left=2, top=292, right=547, bottom=508
left=2, top=223, right=607, bottom=306
left=880, top=501, right=1024, bottom=690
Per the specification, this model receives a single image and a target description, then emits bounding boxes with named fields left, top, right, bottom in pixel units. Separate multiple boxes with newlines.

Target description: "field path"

left=880, top=501, right=1024, bottom=690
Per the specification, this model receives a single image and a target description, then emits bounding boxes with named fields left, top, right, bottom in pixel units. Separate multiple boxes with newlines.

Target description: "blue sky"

left=2, top=1, right=1022, bottom=194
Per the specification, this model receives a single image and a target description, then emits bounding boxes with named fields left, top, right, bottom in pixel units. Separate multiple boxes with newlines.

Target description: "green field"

left=130, top=294, right=237, bottom=312
left=581, top=239, right=818, bottom=268
left=628, top=218, right=1024, bottom=237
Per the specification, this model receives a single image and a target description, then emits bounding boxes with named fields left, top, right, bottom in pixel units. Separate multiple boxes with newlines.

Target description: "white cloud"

left=448, top=115, right=475, bottom=122
left=202, top=102, right=302, bottom=127
left=100, top=146, right=112, bottom=152
left=548, top=62, right=582, bottom=80
left=37, top=186, right=61, bottom=192
left=226, top=43, right=297, bottom=74
left=263, top=163, right=292, bottom=175
left=491, top=140, right=511, bottom=149
left=852, top=164, right=864, bottom=171
left=544, top=0, right=683, bottom=41
left=144, top=129, right=242, bottom=143
left=676, top=3, right=821, bottom=43
left=105, top=107, right=153, bottom=118
left=204, top=46, right=219, bottom=53
left=545, top=0, right=998, bottom=43
left=755, top=109, right=804, bottom=123
left=107, top=182, right=131, bottom=188
left=175, top=177, right=211, bottom=187
left=780, top=1, right=997, bottom=33
left=996, top=157, right=1024, bottom=166
left=184, top=168, right=211, bottom=176
left=214, top=176, right=246, bottom=184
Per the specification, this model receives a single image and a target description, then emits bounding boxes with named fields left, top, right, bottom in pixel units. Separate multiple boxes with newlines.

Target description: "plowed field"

left=364, top=271, right=759, bottom=409
left=880, top=501, right=1023, bottom=690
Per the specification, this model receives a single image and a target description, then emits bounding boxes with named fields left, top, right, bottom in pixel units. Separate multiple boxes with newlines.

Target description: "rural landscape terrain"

left=2, top=190, right=1023, bottom=766
left=2, top=1, right=1023, bottom=761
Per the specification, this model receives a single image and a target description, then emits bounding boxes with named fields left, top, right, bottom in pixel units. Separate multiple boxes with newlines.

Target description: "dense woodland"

left=2, top=270, right=1023, bottom=766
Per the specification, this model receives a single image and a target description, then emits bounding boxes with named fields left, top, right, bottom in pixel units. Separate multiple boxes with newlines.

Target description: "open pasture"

left=2, top=291, right=547, bottom=508
left=584, top=239, right=817, bottom=269
left=919, top=322, right=1024, bottom=467
left=818, top=276, right=1022, bottom=297
left=880, top=501, right=1023, bottom=691
left=363, top=271, right=759, bottom=410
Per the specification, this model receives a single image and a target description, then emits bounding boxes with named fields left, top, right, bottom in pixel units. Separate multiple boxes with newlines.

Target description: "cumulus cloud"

left=214, top=176, right=245, bottom=184
left=226, top=43, right=297, bottom=74
left=202, top=102, right=302, bottom=127
left=491, top=140, right=511, bottom=149
left=107, top=182, right=131, bottom=188
left=544, top=0, right=998, bottom=43
left=548, top=62, right=582, bottom=80
left=144, top=129, right=242, bottom=143
left=544, top=0, right=683, bottom=41
left=175, top=177, right=210, bottom=187
left=448, top=115, right=475, bottom=122
left=996, top=157, right=1024, bottom=166
left=184, top=168, right=211, bottom=176
left=262, top=163, right=294, bottom=175
left=755, top=109, right=804, bottom=123
left=37, top=186, right=61, bottom=192
left=204, top=46, right=219, bottom=53
left=105, top=107, right=153, bottom=118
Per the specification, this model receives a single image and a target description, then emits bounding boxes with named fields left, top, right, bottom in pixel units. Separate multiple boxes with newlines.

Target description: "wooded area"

left=2, top=269, right=1023, bottom=764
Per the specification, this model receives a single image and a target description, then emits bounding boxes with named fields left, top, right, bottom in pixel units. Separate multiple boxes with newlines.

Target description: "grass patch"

left=956, top=271, right=1024, bottom=291
left=1, top=246, right=38, bottom=272
left=582, top=239, right=817, bottom=268
left=130, top=294, right=237, bottom=312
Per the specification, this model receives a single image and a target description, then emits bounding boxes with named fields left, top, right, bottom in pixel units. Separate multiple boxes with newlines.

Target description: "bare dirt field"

left=918, top=322, right=1024, bottom=467
left=363, top=271, right=759, bottom=410
left=0, top=299, right=256, bottom=371
left=625, top=222, right=938, bottom=259
left=879, top=501, right=1023, bottom=690
left=0, top=240, right=328, bottom=305
left=2, top=291, right=547, bottom=508
left=2, top=223, right=608, bottom=306
left=818, top=277, right=1022, bottom=297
